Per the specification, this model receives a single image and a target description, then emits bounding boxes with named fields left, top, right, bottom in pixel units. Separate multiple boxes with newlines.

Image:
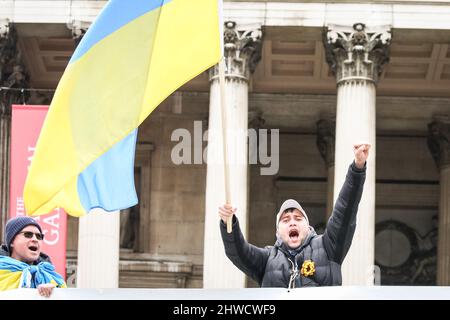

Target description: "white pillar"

left=335, top=80, right=377, bottom=285
left=203, top=69, right=248, bottom=288
left=324, top=23, right=391, bottom=285
left=203, top=21, right=261, bottom=288
left=76, top=209, right=120, bottom=288
left=427, top=119, right=450, bottom=285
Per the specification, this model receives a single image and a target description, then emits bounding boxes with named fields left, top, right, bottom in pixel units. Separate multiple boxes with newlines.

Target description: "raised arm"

left=322, top=144, right=369, bottom=264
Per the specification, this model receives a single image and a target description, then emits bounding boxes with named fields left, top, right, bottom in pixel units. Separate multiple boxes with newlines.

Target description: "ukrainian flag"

left=0, top=256, right=66, bottom=290
left=24, top=0, right=221, bottom=217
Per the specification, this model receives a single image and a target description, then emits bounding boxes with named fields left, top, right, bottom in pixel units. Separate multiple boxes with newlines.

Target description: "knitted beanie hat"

left=4, top=216, right=42, bottom=251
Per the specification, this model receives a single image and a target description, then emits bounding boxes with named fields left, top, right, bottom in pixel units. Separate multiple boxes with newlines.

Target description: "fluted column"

left=77, top=209, right=120, bottom=288
left=324, top=23, right=391, bottom=285
left=0, top=22, right=29, bottom=239
left=203, top=21, right=261, bottom=288
left=316, top=118, right=335, bottom=220
left=427, top=119, right=450, bottom=285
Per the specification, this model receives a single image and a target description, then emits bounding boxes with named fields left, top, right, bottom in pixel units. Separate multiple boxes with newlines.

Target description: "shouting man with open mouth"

left=219, top=143, right=370, bottom=288
left=0, top=216, right=66, bottom=296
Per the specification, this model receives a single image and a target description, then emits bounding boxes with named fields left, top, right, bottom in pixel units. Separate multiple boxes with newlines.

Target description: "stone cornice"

left=3, top=1, right=450, bottom=30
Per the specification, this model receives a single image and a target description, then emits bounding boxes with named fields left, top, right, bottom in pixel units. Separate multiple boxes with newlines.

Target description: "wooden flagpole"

left=218, top=58, right=232, bottom=233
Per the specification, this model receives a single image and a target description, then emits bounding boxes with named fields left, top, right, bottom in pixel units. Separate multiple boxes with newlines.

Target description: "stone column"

left=0, top=22, right=29, bottom=239
left=316, top=118, right=335, bottom=220
left=68, top=21, right=120, bottom=288
left=203, top=21, right=261, bottom=288
left=427, top=119, right=450, bottom=285
left=76, top=209, right=120, bottom=288
left=324, top=23, right=391, bottom=285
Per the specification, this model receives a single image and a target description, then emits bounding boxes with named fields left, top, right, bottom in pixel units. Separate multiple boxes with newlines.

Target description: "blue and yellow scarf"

left=0, top=256, right=66, bottom=290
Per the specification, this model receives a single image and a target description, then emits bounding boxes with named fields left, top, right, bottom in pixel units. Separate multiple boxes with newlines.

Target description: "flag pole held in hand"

left=218, top=58, right=232, bottom=233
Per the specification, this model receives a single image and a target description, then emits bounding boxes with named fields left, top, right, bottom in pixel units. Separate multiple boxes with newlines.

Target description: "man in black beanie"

left=3, top=216, right=43, bottom=259
left=0, top=216, right=65, bottom=297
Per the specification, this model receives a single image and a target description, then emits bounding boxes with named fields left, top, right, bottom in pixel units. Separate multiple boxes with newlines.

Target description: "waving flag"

left=24, top=0, right=221, bottom=217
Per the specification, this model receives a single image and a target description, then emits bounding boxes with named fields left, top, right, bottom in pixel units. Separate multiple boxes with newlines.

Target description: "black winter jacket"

left=220, top=161, right=366, bottom=287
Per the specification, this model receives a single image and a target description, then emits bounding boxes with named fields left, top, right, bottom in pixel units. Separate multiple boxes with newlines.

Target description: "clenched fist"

left=219, top=204, right=236, bottom=224
left=353, top=143, right=371, bottom=169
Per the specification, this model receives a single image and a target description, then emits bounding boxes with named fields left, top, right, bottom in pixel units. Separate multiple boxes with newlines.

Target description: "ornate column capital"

left=0, top=19, right=9, bottom=38
left=323, top=23, right=392, bottom=86
left=209, top=21, right=262, bottom=83
left=316, top=117, right=335, bottom=168
left=0, top=23, right=30, bottom=115
left=427, top=118, right=450, bottom=169
left=68, top=20, right=91, bottom=47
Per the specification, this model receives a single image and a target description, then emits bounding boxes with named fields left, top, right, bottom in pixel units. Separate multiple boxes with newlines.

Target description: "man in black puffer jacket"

left=219, top=144, right=369, bottom=288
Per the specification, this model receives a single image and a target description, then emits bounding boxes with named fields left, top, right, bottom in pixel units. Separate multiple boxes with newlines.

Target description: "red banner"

left=10, top=105, right=67, bottom=278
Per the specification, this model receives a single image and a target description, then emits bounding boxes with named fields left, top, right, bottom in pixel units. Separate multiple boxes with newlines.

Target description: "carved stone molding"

left=323, top=23, right=392, bottom=86
left=66, top=257, right=195, bottom=288
left=68, top=20, right=91, bottom=48
left=0, top=23, right=29, bottom=239
left=0, top=24, right=30, bottom=114
left=27, top=90, right=54, bottom=105
left=316, top=118, right=335, bottom=168
left=427, top=119, right=450, bottom=169
left=209, top=21, right=262, bottom=83
left=0, top=19, right=8, bottom=39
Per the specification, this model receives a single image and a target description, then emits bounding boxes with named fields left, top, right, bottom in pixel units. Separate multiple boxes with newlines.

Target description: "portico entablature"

left=2, top=1, right=450, bottom=31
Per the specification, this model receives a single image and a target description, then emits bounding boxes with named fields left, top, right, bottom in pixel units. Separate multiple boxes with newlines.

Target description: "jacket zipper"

left=288, top=257, right=299, bottom=290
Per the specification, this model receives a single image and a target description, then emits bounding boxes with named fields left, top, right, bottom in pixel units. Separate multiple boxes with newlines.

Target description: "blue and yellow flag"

left=24, top=0, right=221, bottom=216
left=0, top=256, right=66, bottom=290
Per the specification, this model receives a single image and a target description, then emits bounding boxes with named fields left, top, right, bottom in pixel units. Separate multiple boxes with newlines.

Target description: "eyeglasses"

left=19, top=231, right=44, bottom=241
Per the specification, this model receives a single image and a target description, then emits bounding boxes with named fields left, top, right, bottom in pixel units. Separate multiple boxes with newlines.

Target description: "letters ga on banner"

left=9, top=105, right=67, bottom=278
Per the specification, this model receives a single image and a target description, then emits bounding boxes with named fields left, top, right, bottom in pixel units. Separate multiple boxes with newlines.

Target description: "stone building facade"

left=1, top=0, right=450, bottom=287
